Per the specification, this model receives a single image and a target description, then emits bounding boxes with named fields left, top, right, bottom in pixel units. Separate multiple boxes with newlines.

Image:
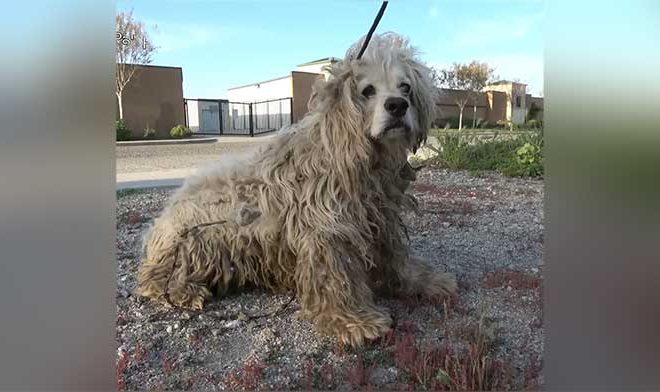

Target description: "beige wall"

left=291, top=71, right=322, bottom=122
left=120, top=65, right=185, bottom=138
left=483, top=81, right=528, bottom=124
left=486, top=91, right=508, bottom=125
left=435, top=88, right=489, bottom=127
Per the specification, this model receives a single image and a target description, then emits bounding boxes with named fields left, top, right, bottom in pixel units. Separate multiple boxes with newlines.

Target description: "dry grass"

left=116, top=350, right=130, bottom=391
left=223, top=359, right=266, bottom=391
left=345, top=353, right=374, bottom=390
left=483, top=269, right=541, bottom=291
left=387, top=311, right=515, bottom=391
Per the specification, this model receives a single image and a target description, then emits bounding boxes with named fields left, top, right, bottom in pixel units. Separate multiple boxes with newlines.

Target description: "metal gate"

left=184, top=97, right=293, bottom=136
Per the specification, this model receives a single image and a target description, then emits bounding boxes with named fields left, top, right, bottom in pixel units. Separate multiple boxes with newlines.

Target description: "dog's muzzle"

left=382, top=120, right=411, bottom=134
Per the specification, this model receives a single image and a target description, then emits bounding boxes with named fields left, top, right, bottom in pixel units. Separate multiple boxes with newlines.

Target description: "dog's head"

left=308, top=32, right=437, bottom=153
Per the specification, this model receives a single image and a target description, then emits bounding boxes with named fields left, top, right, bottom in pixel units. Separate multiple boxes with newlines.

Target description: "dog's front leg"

left=295, top=241, right=392, bottom=346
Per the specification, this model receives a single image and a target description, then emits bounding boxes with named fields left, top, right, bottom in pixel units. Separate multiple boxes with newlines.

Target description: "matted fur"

left=136, top=33, right=456, bottom=345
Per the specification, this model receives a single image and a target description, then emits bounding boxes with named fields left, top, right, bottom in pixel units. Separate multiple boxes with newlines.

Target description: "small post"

left=218, top=100, right=223, bottom=135
left=290, top=97, right=294, bottom=125
left=183, top=99, right=188, bottom=128
left=249, top=103, right=254, bottom=137
left=279, top=99, right=283, bottom=128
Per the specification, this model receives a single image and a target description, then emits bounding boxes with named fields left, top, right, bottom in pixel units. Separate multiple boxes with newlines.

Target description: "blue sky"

left=117, top=0, right=544, bottom=98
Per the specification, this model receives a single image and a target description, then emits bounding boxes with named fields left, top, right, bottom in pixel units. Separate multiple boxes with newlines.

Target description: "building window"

left=515, top=96, right=521, bottom=108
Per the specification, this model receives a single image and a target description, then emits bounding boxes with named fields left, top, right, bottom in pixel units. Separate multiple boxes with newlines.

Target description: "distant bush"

left=524, top=119, right=543, bottom=130
left=428, top=130, right=543, bottom=178
left=439, top=116, right=493, bottom=130
left=169, top=124, right=191, bottom=139
left=116, top=119, right=132, bottom=141
left=143, top=124, right=156, bottom=139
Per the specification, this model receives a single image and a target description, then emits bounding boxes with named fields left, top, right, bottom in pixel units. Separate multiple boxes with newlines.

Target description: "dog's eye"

left=361, top=85, right=376, bottom=98
left=400, top=83, right=411, bottom=94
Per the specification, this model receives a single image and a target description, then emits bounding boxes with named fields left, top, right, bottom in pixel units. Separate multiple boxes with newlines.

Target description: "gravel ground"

left=116, top=167, right=544, bottom=390
left=116, top=141, right=268, bottom=174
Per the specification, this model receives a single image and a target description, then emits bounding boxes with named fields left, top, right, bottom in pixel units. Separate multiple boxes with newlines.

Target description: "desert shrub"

left=116, top=119, right=132, bottom=141
left=500, top=133, right=544, bottom=177
left=169, top=124, right=191, bottom=139
left=523, top=118, right=543, bottom=130
left=430, top=130, right=543, bottom=178
left=143, top=124, right=156, bottom=139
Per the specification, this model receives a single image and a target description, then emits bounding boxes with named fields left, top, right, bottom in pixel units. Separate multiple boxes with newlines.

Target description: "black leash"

left=356, top=1, right=389, bottom=60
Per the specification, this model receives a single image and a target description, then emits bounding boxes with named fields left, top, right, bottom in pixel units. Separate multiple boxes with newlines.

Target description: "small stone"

left=173, top=321, right=181, bottom=329
left=369, top=366, right=398, bottom=385
left=260, top=327, right=276, bottom=341
left=166, top=325, right=173, bottom=334
left=224, top=319, right=241, bottom=329
left=442, top=222, right=450, bottom=228
left=211, top=329, right=221, bottom=337
left=237, top=312, right=248, bottom=321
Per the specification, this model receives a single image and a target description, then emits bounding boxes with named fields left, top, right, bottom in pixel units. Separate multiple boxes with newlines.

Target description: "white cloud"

left=429, top=5, right=440, bottom=18
left=452, top=12, right=543, bottom=46
left=144, top=20, right=222, bottom=53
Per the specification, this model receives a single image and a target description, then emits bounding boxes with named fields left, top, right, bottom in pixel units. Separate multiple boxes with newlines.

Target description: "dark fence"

left=184, top=97, right=293, bottom=136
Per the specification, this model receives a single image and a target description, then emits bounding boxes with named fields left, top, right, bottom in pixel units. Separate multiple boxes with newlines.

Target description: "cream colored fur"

left=136, top=33, right=457, bottom=346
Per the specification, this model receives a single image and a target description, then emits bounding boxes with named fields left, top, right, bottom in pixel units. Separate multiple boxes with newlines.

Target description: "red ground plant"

left=223, top=359, right=266, bottom=391
left=483, top=269, right=542, bottom=290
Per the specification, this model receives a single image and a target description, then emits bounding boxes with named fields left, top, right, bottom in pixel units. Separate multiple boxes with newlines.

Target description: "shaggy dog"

left=136, top=33, right=457, bottom=346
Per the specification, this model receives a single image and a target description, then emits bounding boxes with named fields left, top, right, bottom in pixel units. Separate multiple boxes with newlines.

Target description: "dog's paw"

left=164, top=284, right=212, bottom=310
left=338, top=311, right=393, bottom=347
left=424, top=272, right=458, bottom=298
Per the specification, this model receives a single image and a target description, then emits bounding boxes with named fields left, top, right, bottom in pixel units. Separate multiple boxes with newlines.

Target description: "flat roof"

left=227, top=74, right=291, bottom=90
left=489, top=80, right=527, bottom=86
left=296, top=57, right=340, bottom=67
left=228, top=57, right=339, bottom=91
left=118, top=63, right=183, bottom=70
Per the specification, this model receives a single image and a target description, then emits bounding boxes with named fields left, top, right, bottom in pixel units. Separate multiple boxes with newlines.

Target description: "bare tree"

left=436, top=61, right=496, bottom=129
left=116, top=10, right=156, bottom=120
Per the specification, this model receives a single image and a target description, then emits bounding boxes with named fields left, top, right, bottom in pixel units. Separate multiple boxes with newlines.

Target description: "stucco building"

left=116, top=64, right=185, bottom=138
left=228, top=59, right=543, bottom=129
left=226, top=57, right=339, bottom=123
left=118, top=60, right=543, bottom=140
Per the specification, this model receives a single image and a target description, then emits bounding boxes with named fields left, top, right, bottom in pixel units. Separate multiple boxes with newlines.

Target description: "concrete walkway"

left=115, top=135, right=278, bottom=190
left=116, top=168, right=197, bottom=189
left=116, top=132, right=279, bottom=147
left=117, top=135, right=218, bottom=147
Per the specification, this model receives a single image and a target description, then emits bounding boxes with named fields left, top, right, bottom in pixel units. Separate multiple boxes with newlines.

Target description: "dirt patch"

left=115, top=167, right=544, bottom=390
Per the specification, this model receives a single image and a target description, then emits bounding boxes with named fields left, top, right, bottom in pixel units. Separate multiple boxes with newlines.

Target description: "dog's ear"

left=307, top=74, right=327, bottom=112
left=309, top=63, right=357, bottom=111
left=311, top=62, right=370, bottom=161
left=407, top=59, right=438, bottom=152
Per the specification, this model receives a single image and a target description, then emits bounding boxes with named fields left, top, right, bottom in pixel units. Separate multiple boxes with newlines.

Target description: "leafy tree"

left=116, top=10, right=156, bottom=120
left=436, top=61, right=496, bottom=129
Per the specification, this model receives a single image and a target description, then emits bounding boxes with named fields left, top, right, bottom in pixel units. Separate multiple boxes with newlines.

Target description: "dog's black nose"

left=384, top=97, right=409, bottom=117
